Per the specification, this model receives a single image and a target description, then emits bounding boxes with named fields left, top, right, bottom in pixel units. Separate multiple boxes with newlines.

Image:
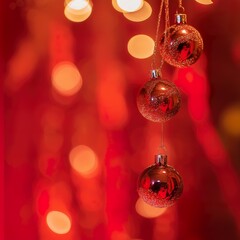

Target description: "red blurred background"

left=2, top=0, right=240, bottom=240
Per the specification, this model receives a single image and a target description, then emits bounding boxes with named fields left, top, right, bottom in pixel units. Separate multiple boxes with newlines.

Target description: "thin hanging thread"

left=150, top=0, right=171, bottom=155
left=178, top=0, right=183, bottom=8
left=158, top=0, right=170, bottom=155
left=151, top=0, right=171, bottom=73
left=151, top=0, right=170, bottom=155
left=164, top=0, right=170, bottom=30
left=177, top=0, right=185, bottom=13
left=159, top=122, right=167, bottom=154
left=163, top=0, right=170, bottom=52
left=151, top=0, right=164, bottom=72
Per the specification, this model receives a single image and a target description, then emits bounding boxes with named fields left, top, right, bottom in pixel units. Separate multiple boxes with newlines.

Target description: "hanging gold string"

left=161, top=0, right=170, bottom=68
left=164, top=0, right=170, bottom=32
left=159, top=122, right=167, bottom=155
left=151, top=0, right=171, bottom=75
left=151, top=0, right=164, bottom=73
left=151, top=0, right=171, bottom=155
left=178, top=0, right=183, bottom=8
left=177, top=0, right=185, bottom=13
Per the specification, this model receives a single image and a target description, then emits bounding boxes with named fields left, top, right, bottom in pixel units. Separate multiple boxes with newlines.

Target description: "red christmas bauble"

left=137, top=155, right=183, bottom=208
left=159, top=14, right=203, bottom=68
left=137, top=74, right=181, bottom=122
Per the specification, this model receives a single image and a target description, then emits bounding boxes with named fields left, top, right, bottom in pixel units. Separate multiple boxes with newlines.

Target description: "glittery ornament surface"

left=137, top=163, right=183, bottom=208
left=159, top=23, right=203, bottom=68
left=137, top=78, right=181, bottom=122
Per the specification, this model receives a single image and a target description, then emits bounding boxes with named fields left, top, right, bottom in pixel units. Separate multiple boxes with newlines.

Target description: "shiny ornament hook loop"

left=150, top=69, right=162, bottom=79
left=175, top=13, right=187, bottom=24
left=155, top=154, right=167, bottom=166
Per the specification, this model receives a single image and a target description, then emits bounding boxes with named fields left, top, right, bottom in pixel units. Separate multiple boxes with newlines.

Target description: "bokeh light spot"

left=112, top=0, right=124, bottom=12
left=220, top=104, right=240, bottom=137
left=64, top=0, right=92, bottom=22
left=128, top=34, right=154, bottom=59
left=51, top=61, right=82, bottom=96
left=185, top=71, right=194, bottom=83
left=64, top=0, right=89, bottom=8
left=123, top=1, right=152, bottom=22
left=116, top=0, right=143, bottom=12
left=46, top=211, right=71, bottom=234
left=135, top=197, right=167, bottom=218
left=195, top=0, right=213, bottom=4
left=69, top=145, right=98, bottom=177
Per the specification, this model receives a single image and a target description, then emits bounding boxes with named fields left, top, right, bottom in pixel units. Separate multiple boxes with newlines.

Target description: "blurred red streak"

left=49, top=22, right=74, bottom=70
left=92, top=2, right=131, bottom=238
left=105, top=132, right=130, bottom=239
left=37, top=190, right=50, bottom=216
left=196, top=122, right=240, bottom=221
left=0, top=51, right=4, bottom=240
left=177, top=67, right=240, bottom=235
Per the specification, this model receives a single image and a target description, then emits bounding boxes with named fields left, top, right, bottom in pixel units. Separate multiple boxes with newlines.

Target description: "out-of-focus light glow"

left=185, top=71, right=194, bottom=83
left=195, top=0, right=213, bottom=5
left=64, top=0, right=89, bottom=8
left=69, top=145, right=98, bottom=177
left=111, top=230, right=132, bottom=240
left=116, top=0, right=143, bottom=12
left=46, top=211, right=71, bottom=234
left=112, top=0, right=124, bottom=12
left=220, top=104, right=240, bottom=137
left=123, top=1, right=152, bottom=22
left=128, top=34, right=154, bottom=59
left=64, top=0, right=92, bottom=22
left=51, top=61, right=82, bottom=96
left=135, top=197, right=167, bottom=218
